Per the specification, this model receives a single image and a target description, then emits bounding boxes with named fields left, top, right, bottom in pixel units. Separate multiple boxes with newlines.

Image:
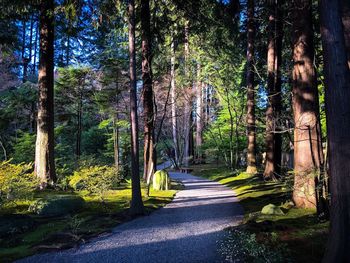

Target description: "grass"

left=190, top=163, right=328, bottom=263
left=0, top=179, right=183, bottom=263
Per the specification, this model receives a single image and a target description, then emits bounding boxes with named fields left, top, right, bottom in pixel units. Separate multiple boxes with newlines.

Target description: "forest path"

left=18, top=171, right=243, bottom=263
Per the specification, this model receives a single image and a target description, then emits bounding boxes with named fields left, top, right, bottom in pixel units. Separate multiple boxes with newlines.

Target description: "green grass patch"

left=0, top=180, right=182, bottom=263
left=191, top=164, right=328, bottom=262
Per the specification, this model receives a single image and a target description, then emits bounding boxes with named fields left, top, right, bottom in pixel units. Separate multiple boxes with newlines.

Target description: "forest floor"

left=15, top=171, right=243, bottom=263
left=190, top=163, right=329, bottom=263
left=0, top=180, right=182, bottom=262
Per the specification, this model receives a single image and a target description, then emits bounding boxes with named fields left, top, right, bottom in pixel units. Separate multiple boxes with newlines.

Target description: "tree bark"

left=263, top=1, right=282, bottom=179
left=34, top=0, right=56, bottom=188
left=195, top=64, right=203, bottom=163
left=320, top=1, right=350, bottom=261
left=246, top=0, right=257, bottom=174
left=128, top=0, right=144, bottom=216
left=141, top=0, right=155, bottom=183
left=292, top=0, right=323, bottom=209
left=341, top=0, right=350, bottom=68
left=171, top=39, right=179, bottom=167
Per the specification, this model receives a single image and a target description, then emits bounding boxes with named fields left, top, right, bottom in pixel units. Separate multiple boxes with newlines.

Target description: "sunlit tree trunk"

left=263, top=0, right=282, bottom=179
left=171, top=40, right=179, bottom=167
left=341, top=0, right=350, bottom=68
left=128, top=0, right=144, bottom=216
left=195, top=64, right=203, bottom=163
left=245, top=0, right=257, bottom=174
left=141, top=0, right=155, bottom=183
left=183, top=20, right=192, bottom=167
left=292, top=0, right=323, bottom=209
left=320, top=1, right=350, bottom=261
left=34, top=0, right=56, bottom=188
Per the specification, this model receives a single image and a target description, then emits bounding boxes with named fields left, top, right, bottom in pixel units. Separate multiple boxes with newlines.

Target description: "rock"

left=29, top=195, right=85, bottom=217
left=152, top=170, right=171, bottom=191
left=261, top=204, right=284, bottom=215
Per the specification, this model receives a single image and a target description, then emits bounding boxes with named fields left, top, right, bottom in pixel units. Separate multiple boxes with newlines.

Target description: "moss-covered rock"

left=261, top=204, right=284, bottom=215
left=153, top=170, right=171, bottom=191
left=28, top=195, right=84, bottom=217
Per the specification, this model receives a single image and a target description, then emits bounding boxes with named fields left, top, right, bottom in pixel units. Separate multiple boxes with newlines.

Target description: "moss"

left=0, top=180, right=180, bottom=262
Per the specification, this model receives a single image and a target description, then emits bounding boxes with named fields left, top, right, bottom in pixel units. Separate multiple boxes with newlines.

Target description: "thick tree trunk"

left=246, top=0, right=257, bottom=174
left=128, top=0, right=144, bottom=216
left=263, top=1, right=282, bottom=179
left=320, top=1, right=350, bottom=261
left=195, top=64, right=203, bottom=163
left=34, top=0, right=56, bottom=188
left=170, top=40, right=179, bottom=167
left=183, top=20, right=193, bottom=167
left=141, top=0, right=155, bottom=183
left=341, top=0, right=350, bottom=68
left=292, top=0, right=323, bottom=209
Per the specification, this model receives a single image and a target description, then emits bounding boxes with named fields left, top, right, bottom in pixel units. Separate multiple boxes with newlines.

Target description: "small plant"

left=68, top=215, right=84, bottom=236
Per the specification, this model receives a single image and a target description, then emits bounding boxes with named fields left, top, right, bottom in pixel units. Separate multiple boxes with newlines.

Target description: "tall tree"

left=128, top=0, right=144, bottom=215
left=320, top=0, right=350, bottom=261
left=141, top=0, right=155, bottom=183
left=34, top=0, right=56, bottom=188
left=195, top=63, right=203, bottom=163
left=245, top=0, right=257, bottom=174
left=341, top=0, right=350, bottom=68
left=170, top=39, right=179, bottom=167
left=291, top=0, right=323, bottom=209
left=263, top=0, right=282, bottom=179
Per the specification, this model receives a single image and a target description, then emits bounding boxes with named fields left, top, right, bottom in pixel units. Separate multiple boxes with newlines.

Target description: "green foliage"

left=11, top=132, right=36, bottom=163
left=0, top=161, right=37, bottom=206
left=219, top=229, right=290, bottom=263
left=152, top=170, right=171, bottom=191
left=68, top=166, right=121, bottom=196
left=28, top=195, right=85, bottom=217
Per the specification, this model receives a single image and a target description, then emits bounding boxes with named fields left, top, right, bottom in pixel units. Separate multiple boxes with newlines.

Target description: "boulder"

left=29, top=195, right=84, bottom=217
left=261, top=204, right=284, bottom=215
left=152, top=170, right=171, bottom=191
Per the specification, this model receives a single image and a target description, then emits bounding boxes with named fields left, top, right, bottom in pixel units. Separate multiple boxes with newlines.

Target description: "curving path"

left=18, top=171, right=243, bottom=263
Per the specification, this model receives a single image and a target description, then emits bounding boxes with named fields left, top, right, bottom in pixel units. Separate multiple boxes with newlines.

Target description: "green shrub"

left=219, top=229, right=290, bottom=263
left=28, top=195, right=84, bottom=217
left=68, top=166, right=121, bottom=195
left=0, top=161, right=37, bottom=206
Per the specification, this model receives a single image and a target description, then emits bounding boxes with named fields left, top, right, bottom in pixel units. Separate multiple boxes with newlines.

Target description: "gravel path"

left=18, top=171, right=243, bottom=263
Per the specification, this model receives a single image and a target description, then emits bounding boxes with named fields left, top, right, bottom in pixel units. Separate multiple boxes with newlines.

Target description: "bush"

left=219, top=229, right=290, bottom=263
left=28, top=195, right=84, bottom=217
left=68, top=166, right=121, bottom=195
left=0, top=161, right=37, bottom=206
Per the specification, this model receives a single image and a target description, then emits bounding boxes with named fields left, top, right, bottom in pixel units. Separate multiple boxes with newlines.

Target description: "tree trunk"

left=246, top=0, right=257, bottom=174
left=292, top=0, right=323, bottom=209
left=195, top=64, right=203, bottom=163
left=76, top=94, right=82, bottom=158
left=128, top=0, right=144, bottom=216
left=113, top=116, right=120, bottom=170
left=341, top=0, right=350, bottom=68
left=33, top=19, right=38, bottom=74
left=320, top=0, right=350, bottom=261
left=263, top=1, right=282, bottom=179
left=34, top=0, right=56, bottom=188
left=141, top=0, right=155, bottom=183
left=183, top=20, right=193, bottom=167
left=171, top=40, right=179, bottom=167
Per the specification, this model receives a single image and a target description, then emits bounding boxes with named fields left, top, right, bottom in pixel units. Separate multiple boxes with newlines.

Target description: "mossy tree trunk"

left=341, top=0, right=350, bottom=69
left=34, top=0, right=56, bottom=188
left=292, top=0, right=324, bottom=209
